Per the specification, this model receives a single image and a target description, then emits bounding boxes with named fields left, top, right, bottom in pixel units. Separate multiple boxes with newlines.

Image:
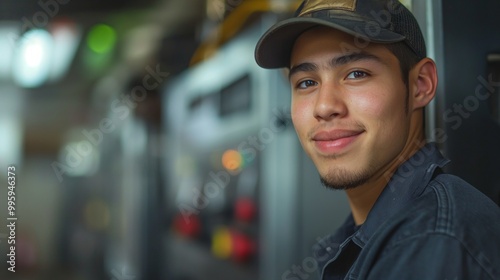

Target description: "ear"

left=410, top=58, right=438, bottom=110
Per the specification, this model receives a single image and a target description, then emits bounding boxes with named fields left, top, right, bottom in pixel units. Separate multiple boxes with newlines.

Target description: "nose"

left=313, top=82, right=347, bottom=121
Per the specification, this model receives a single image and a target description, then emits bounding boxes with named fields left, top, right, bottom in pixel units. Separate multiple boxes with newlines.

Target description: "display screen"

left=219, top=74, right=251, bottom=117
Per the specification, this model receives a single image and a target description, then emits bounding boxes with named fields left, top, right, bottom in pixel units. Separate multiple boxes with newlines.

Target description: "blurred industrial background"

left=0, top=0, right=499, bottom=279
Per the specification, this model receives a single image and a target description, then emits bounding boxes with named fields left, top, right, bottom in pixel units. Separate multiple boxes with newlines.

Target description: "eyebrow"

left=288, top=51, right=383, bottom=80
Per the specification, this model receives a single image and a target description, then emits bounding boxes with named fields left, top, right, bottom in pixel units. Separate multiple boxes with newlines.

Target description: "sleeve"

left=364, top=234, right=496, bottom=280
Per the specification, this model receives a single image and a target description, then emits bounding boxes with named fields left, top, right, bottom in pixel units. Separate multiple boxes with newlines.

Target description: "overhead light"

left=49, top=20, right=81, bottom=81
left=12, top=29, right=53, bottom=88
left=83, top=24, right=117, bottom=73
left=86, top=24, right=117, bottom=54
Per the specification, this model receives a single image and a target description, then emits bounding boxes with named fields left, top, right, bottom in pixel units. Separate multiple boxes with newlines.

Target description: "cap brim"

left=255, top=17, right=406, bottom=69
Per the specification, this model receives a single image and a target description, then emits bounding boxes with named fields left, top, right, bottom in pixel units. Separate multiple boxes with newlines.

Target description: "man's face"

left=289, top=27, right=412, bottom=189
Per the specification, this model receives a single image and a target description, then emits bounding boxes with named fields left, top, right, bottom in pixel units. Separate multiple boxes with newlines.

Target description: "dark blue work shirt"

left=313, top=143, right=500, bottom=279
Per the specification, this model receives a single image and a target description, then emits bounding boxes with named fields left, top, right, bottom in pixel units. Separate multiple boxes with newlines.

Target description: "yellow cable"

left=190, top=0, right=300, bottom=65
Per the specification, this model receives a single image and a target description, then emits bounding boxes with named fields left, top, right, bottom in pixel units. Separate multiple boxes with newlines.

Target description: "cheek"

left=350, top=94, right=389, bottom=123
left=350, top=86, right=406, bottom=120
left=291, top=98, right=309, bottom=130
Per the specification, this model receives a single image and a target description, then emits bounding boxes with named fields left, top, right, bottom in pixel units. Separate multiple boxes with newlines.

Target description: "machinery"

left=164, top=17, right=348, bottom=280
left=162, top=18, right=351, bottom=280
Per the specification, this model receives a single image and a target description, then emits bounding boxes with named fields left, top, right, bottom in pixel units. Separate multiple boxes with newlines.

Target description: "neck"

left=346, top=112, right=426, bottom=225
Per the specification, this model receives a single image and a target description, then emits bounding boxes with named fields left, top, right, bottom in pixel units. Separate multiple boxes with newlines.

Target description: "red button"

left=235, top=198, right=257, bottom=222
left=231, top=231, right=256, bottom=263
left=173, top=213, right=201, bottom=238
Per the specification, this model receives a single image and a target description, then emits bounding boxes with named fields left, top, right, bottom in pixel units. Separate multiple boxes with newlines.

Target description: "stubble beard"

left=313, top=86, right=410, bottom=190
left=319, top=164, right=373, bottom=190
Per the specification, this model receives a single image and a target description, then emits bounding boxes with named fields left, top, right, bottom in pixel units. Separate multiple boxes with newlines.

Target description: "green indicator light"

left=87, top=24, right=117, bottom=54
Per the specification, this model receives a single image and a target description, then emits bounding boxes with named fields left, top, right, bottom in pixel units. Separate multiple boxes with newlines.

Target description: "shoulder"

left=395, top=173, right=500, bottom=250
left=370, top=174, right=500, bottom=278
left=429, top=173, right=500, bottom=231
left=379, top=173, right=500, bottom=237
left=360, top=232, right=498, bottom=280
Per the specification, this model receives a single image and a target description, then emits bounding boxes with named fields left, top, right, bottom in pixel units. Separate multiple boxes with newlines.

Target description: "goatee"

left=320, top=168, right=372, bottom=190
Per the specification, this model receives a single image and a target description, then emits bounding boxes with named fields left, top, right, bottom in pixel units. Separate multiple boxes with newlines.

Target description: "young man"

left=255, top=0, right=500, bottom=279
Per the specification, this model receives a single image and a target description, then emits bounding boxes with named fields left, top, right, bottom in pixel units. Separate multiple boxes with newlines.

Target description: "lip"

left=312, top=129, right=364, bottom=154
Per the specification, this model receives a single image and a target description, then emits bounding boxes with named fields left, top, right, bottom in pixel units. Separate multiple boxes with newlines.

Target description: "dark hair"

left=385, top=42, right=422, bottom=113
left=385, top=42, right=422, bottom=87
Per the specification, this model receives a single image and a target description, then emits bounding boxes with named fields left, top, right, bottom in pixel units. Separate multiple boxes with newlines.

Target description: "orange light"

left=222, top=149, right=243, bottom=171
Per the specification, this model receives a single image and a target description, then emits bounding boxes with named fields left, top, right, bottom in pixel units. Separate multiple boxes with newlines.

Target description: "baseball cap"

left=255, top=0, right=427, bottom=69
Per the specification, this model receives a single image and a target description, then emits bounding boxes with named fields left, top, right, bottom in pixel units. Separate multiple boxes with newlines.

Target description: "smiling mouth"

left=312, top=130, right=364, bottom=154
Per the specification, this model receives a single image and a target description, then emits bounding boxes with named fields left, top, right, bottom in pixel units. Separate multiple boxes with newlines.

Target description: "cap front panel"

left=299, top=0, right=357, bottom=16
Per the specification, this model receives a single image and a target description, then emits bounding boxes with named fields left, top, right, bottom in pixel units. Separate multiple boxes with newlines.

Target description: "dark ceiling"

left=0, top=0, right=160, bottom=20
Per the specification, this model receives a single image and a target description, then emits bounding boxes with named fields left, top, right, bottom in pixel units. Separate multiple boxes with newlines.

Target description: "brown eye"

left=297, top=80, right=317, bottom=89
left=346, top=71, right=368, bottom=79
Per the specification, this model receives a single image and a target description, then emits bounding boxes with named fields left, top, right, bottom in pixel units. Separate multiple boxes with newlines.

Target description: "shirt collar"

left=313, top=143, right=449, bottom=267
left=314, top=143, right=450, bottom=273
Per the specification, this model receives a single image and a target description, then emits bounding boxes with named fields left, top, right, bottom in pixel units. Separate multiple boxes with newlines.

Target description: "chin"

left=319, top=166, right=372, bottom=190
